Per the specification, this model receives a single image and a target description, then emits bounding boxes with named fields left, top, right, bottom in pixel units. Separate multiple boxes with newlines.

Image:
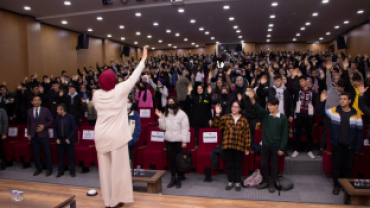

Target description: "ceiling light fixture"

left=238, top=36, right=242, bottom=38
left=178, top=8, right=184, bottom=13
left=326, top=32, right=331, bottom=35
left=168, top=44, right=172, bottom=46
left=175, top=33, right=180, bottom=36
left=270, top=15, right=275, bottom=18
left=223, top=5, right=229, bottom=10
left=121, top=37, right=125, bottom=40
left=296, top=33, right=300, bottom=36
left=184, top=38, right=188, bottom=41
left=267, top=39, right=270, bottom=42
left=107, top=34, right=112, bottom=38
left=267, top=34, right=271, bottom=37
left=312, top=13, right=318, bottom=16
left=191, top=43, right=195, bottom=45
left=205, top=31, right=209, bottom=35
left=268, top=29, right=273, bottom=32
left=87, top=28, right=93, bottom=32
left=357, top=10, right=364, bottom=14
left=344, top=20, right=349, bottom=24
left=199, top=27, right=204, bottom=31
left=190, top=19, right=196, bottom=23
left=166, top=30, right=171, bottom=33
left=61, top=20, right=68, bottom=24
left=64, top=1, right=71, bottom=5
left=236, top=30, right=241, bottom=33
left=229, top=17, right=235, bottom=21
left=293, top=38, right=297, bottom=41
left=306, top=22, right=311, bottom=26
left=119, top=25, right=124, bottom=29
left=319, top=37, right=323, bottom=40
left=335, top=25, right=340, bottom=29
left=24, top=6, right=31, bottom=10
left=322, top=0, right=329, bottom=3
left=147, top=35, right=152, bottom=38
left=211, top=37, right=215, bottom=40
left=174, top=46, right=177, bottom=49
left=97, top=17, right=103, bottom=20
left=268, top=24, right=274, bottom=27
left=153, top=22, right=158, bottom=26
left=134, top=41, right=138, bottom=44
left=271, top=2, right=278, bottom=6
left=135, top=13, right=141, bottom=17
left=300, top=27, right=305, bottom=30
left=233, top=26, right=238, bottom=29
left=216, top=41, right=219, bottom=44
left=136, top=32, right=140, bottom=35
left=196, top=45, right=199, bottom=47
left=158, top=40, right=162, bottom=43
left=152, top=47, right=155, bottom=50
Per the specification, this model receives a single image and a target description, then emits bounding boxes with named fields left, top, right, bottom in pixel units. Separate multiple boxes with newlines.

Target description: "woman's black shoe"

left=167, top=176, right=176, bottom=188
left=176, top=176, right=182, bottom=189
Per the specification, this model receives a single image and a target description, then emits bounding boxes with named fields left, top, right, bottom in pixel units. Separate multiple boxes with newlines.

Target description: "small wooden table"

left=132, top=170, right=166, bottom=193
left=339, top=178, right=370, bottom=206
left=0, top=189, right=76, bottom=208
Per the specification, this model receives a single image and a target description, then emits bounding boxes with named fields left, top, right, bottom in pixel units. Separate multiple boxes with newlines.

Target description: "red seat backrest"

left=137, top=107, right=155, bottom=125
left=254, top=129, right=262, bottom=144
left=198, top=128, right=222, bottom=152
left=7, top=125, right=22, bottom=142
left=326, top=130, right=332, bottom=152
left=137, top=124, right=148, bottom=147
left=79, top=126, right=95, bottom=146
left=146, top=127, right=166, bottom=150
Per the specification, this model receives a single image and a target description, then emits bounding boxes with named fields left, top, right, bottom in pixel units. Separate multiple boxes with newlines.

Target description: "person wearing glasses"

left=213, top=100, right=251, bottom=192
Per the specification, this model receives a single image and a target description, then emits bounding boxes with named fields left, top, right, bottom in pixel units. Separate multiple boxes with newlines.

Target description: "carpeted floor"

left=0, top=152, right=344, bottom=205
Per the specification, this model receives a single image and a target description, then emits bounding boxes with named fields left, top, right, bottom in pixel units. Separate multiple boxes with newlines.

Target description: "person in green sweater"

left=247, top=88, right=288, bottom=193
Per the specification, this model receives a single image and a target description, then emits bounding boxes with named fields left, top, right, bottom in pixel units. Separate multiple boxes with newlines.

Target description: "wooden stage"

left=0, top=179, right=360, bottom=208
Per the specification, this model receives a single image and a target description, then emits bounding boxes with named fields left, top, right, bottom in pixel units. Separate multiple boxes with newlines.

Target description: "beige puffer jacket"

left=158, top=109, right=189, bottom=143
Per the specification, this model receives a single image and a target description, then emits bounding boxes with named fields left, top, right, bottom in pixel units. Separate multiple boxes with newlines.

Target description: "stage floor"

left=0, top=179, right=358, bottom=208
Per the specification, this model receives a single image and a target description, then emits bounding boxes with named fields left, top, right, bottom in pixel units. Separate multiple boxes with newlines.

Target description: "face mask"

left=127, top=103, right=132, bottom=109
left=245, top=91, right=249, bottom=96
left=167, top=104, right=175, bottom=109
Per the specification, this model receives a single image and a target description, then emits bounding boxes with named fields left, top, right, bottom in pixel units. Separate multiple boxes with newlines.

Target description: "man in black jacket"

left=60, top=85, right=82, bottom=126
left=46, top=81, right=64, bottom=118
left=26, top=83, right=46, bottom=110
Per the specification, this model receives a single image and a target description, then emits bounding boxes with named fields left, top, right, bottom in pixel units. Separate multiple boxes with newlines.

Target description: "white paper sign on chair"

left=49, top=129, right=54, bottom=138
left=24, top=129, right=28, bottom=138
left=8, top=127, right=18, bottom=137
left=186, top=132, right=191, bottom=143
left=203, top=132, right=217, bottom=143
left=140, top=109, right=151, bottom=118
left=82, top=130, right=95, bottom=140
left=151, top=131, right=165, bottom=142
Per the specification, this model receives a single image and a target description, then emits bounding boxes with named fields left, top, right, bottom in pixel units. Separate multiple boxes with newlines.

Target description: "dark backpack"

left=176, top=151, right=193, bottom=172
left=275, top=176, right=294, bottom=196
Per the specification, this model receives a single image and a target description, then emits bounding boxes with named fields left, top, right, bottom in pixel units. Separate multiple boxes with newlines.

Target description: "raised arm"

left=116, top=47, right=147, bottom=97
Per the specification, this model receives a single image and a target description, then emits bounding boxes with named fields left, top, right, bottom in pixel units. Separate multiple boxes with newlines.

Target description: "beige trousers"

left=97, top=144, right=134, bottom=207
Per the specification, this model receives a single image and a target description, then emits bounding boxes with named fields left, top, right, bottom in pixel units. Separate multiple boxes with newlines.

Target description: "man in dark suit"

left=54, top=103, right=77, bottom=178
left=27, top=95, right=54, bottom=176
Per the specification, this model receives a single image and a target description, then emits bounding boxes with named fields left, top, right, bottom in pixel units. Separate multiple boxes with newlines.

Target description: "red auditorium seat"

left=74, top=126, right=95, bottom=169
left=322, top=130, right=332, bottom=175
left=3, top=125, right=22, bottom=163
left=142, top=127, right=167, bottom=170
left=13, top=126, right=33, bottom=164
left=196, top=128, right=222, bottom=175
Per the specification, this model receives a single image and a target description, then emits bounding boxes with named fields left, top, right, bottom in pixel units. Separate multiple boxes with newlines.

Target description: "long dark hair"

left=164, top=96, right=179, bottom=117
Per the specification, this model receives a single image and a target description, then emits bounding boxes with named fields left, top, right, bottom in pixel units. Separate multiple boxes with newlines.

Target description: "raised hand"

left=237, top=93, right=242, bottom=101
left=155, top=109, right=162, bottom=119
left=260, top=75, right=268, bottom=85
left=187, top=83, right=193, bottom=93
left=142, top=46, right=148, bottom=61
left=207, top=85, right=212, bottom=94
left=358, top=85, right=369, bottom=96
left=247, top=88, right=255, bottom=100
left=326, top=61, right=333, bottom=70
left=343, top=58, right=350, bottom=70
left=320, top=90, right=328, bottom=102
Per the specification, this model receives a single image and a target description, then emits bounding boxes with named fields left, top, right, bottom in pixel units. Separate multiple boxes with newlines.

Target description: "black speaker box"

left=77, top=34, right=89, bottom=50
left=122, top=46, right=130, bottom=57
left=337, top=37, right=346, bottom=50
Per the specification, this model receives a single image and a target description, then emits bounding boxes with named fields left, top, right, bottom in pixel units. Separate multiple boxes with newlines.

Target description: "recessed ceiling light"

left=199, top=27, right=204, bottom=31
left=97, top=17, right=103, bottom=21
left=335, top=25, right=340, bottom=29
left=326, top=32, right=331, bottom=35
left=296, top=33, right=300, bottom=36
left=168, top=44, right=172, bottom=46
left=306, top=22, right=311, bottom=26
left=216, top=41, right=219, bottom=44
left=357, top=10, right=364, bottom=14
left=136, top=32, right=140, bottom=35
left=175, top=33, right=180, bottom=36
left=134, top=41, right=138, bottom=44
left=268, top=29, right=273, bottom=32
left=271, top=2, right=278, bottom=6
left=267, top=39, right=270, bottom=42
left=300, top=27, right=305, bottom=30
left=191, top=43, right=195, bottom=45
left=166, top=30, right=171, bottom=33
left=152, top=47, right=155, bottom=50
left=211, top=37, right=215, bottom=40
left=190, top=19, right=196, bottom=23
left=107, top=34, right=112, bottom=38
left=322, top=0, right=329, bottom=4
left=147, top=35, right=152, bottom=38
left=178, top=8, right=184, bottom=13
left=312, top=13, right=318, bottom=16
left=319, top=37, right=323, bottom=40
left=24, top=6, right=31, bottom=10
left=223, top=5, right=229, bottom=10
left=267, top=34, right=271, bottom=37
left=146, top=45, right=150, bottom=48
left=173, top=46, right=177, bottom=49
left=87, top=28, right=93, bottom=32
left=119, top=25, right=124, bottom=29
left=270, top=15, right=275, bottom=18
left=158, top=40, right=162, bottom=43
left=268, top=24, right=274, bottom=27
left=184, top=38, right=188, bottom=41
left=135, top=13, right=141, bottom=17
left=293, top=38, right=297, bottom=41
left=64, top=1, right=71, bottom=5
left=153, top=22, right=158, bottom=26
left=121, top=37, right=125, bottom=40
left=196, top=45, right=199, bottom=47
left=236, top=30, right=241, bottom=33
left=344, top=20, right=349, bottom=24
left=233, top=26, right=238, bottom=29
left=229, top=17, right=235, bottom=21
left=238, top=36, right=242, bottom=38
left=205, top=31, right=209, bottom=35
left=241, top=40, right=244, bottom=43
left=61, top=20, right=68, bottom=24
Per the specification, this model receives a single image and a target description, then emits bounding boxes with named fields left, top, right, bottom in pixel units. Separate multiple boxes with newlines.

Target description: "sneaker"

left=307, top=151, right=315, bottom=159
left=291, top=151, right=299, bottom=158
left=225, top=182, right=234, bottom=190
left=256, top=182, right=268, bottom=189
left=235, top=183, right=242, bottom=191
left=317, top=150, right=323, bottom=157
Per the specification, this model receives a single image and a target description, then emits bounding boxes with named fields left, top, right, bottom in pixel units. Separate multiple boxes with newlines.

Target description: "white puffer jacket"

left=158, top=109, right=189, bottom=143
